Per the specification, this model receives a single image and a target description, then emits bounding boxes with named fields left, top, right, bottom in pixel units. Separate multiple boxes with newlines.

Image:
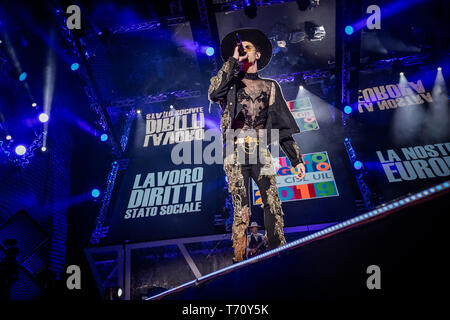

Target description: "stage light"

left=91, top=189, right=100, bottom=198
left=15, top=145, right=26, bottom=155
left=243, top=0, right=257, bottom=18
left=104, top=287, right=123, bottom=300
left=299, top=85, right=304, bottom=90
left=353, top=160, right=363, bottom=170
left=136, top=109, right=141, bottom=114
left=345, top=26, right=353, bottom=35
left=344, top=137, right=349, bottom=142
left=305, top=22, right=325, bottom=41
left=6, top=135, right=12, bottom=140
left=39, top=113, right=49, bottom=123
left=170, top=105, right=174, bottom=109
left=32, top=102, right=37, bottom=107
left=41, top=146, right=47, bottom=152
left=100, top=133, right=108, bottom=142
left=437, top=67, right=442, bottom=71
left=206, top=47, right=215, bottom=56
left=71, top=63, right=79, bottom=71
left=344, top=105, right=352, bottom=114
left=19, top=72, right=27, bottom=81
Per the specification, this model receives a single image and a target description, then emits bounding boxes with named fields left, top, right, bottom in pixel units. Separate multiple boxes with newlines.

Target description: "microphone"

left=235, top=33, right=246, bottom=56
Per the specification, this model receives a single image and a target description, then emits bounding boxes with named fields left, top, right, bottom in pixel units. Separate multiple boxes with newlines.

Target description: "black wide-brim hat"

left=220, top=28, right=272, bottom=71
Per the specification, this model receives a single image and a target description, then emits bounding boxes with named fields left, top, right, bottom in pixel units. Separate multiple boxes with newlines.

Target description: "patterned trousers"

left=224, top=139, right=287, bottom=262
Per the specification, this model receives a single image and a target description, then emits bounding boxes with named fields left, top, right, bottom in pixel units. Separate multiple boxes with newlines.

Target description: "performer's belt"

left=234, top=136, right=260, bottom=144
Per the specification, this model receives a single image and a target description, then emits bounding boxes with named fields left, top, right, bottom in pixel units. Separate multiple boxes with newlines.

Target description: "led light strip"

left=147, top=180, right=449, bottom=300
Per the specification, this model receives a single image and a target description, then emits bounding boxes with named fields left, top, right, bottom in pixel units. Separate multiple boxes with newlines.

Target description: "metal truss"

left=360, top=53, right=429, bottom=71
left=271, top=69, right=332, bottom=84
left=112, top=20, right=161, bottom=34
left=108, top=90, right=201, bottom=109
left=110, top=16, right=186, bottom=35
left=338, top=0, right=374, bottom=210
left=90, top=160, right=120, bottom=244
left=197, top=0, right=218, bottom=74
left=344, top=138, right=374, bottom=211
left=120, top=109, right=137, bottom=152
left=216, top=0, right=295, bottom=12
left=53, top=4, right=121, bottom=156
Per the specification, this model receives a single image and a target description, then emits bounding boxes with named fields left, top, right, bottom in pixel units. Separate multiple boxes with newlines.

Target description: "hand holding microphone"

left=232, top=33, right=248, bottom=63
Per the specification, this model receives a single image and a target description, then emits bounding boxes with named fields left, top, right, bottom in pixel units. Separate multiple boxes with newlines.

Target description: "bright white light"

left=437, top=67, right=442, bottom=71
left=400, top=72, right=404, bottom=76
left=39, top=113, right=49, bottom=123
left=6, top=135, right=12, bottom=140
left=41, top=146, right=47, bottom=152
left=32, top=102, right=37, bottom=107
left=136, top=109, right=141, bottom=114
left=15, top=145, right=26, bottom=155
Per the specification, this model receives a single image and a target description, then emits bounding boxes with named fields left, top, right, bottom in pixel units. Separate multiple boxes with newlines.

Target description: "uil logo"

left=66, top=5, right=81, bottom=30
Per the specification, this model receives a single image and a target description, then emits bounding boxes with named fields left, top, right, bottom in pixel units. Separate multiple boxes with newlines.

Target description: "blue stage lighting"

left=100, top=134, right=108, bottom=142
left=345, top=26, right=354, bottom=35
left=206, top=47, right=215, bottom=56
left=353, top=160, right=363, bottom=170
left=39, top=113, right=49, bottom=123
left=344, top=105, right=352, bottom=114
left=19, top=72, right=27, bottom=81
left=91, top=189, right=100, bottom=198
left=344, top=137, right=349, bottom=142
left=71, top=63, right=79, bottom=71
left=15, top=145, right=27, bottom=155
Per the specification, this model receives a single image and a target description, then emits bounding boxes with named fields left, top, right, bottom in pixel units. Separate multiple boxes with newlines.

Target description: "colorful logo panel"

left=252, top=151, right=339, bottom=204
left=287, top=97, right=319, bottom=132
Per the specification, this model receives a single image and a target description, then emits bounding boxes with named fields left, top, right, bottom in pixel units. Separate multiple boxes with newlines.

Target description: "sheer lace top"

left=231, top=72, right=274, bottom=130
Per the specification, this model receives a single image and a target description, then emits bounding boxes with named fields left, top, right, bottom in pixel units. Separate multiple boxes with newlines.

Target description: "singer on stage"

left=208, top=28, right=306, bottom=263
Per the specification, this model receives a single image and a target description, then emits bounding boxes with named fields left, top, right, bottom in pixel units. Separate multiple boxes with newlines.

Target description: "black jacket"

left=208, top=56, right=304, bottom=166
